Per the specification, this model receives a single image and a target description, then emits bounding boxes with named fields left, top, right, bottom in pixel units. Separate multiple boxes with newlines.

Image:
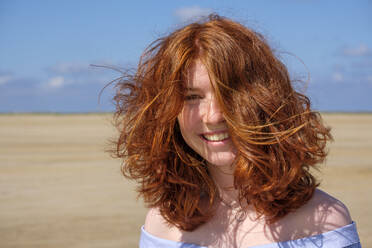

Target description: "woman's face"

left=177, top=61, right=236, bottom=167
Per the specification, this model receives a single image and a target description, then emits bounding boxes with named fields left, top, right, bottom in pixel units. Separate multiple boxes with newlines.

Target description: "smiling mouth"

left=201, top=132, right=230, bottom=142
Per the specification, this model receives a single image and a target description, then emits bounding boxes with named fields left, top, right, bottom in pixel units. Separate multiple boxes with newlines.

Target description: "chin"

left=205, top=152, right=236, bottom=167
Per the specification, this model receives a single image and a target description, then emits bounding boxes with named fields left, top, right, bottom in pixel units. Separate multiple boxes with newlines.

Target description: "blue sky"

left=1, top=0, right=371, bottom=113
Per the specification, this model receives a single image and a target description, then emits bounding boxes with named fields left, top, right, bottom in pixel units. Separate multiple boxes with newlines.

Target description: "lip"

left=199, top=130, right=231, bottom=143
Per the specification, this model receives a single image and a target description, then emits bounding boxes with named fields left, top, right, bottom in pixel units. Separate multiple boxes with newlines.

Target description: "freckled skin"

left=177, top=61, right=236, bottom=167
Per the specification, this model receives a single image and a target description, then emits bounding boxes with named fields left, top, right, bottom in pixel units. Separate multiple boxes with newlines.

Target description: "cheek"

left=177, top=114, right=193, bottom=143
left=177, top=109, right=202, bottom=150
left=177, top=106, right=200, bottom=133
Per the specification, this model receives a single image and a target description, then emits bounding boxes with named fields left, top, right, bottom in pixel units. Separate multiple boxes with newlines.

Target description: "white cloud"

left=342, top=44, right=371, bottom=57
left=174, top=6, right=213, bottom=22
left=48, top=62, right=89, bottom=75
left=0, top=75, right=12, bottom=85
left=332, top=72, right=344, bottom=82
left=367, top=75, right=372, bottom=84
left=47, top=76, right=65, bottom=88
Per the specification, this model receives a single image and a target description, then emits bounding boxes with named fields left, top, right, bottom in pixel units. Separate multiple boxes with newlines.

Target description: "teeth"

left=203, top=132, right=229, bottom=141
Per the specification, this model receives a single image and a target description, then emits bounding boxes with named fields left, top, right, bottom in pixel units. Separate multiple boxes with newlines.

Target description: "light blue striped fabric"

left=140, top=222, right=361, bottom=248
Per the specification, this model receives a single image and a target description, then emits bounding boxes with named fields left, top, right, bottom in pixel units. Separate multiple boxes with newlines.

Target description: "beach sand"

left=0, top=113, right=370, bottom=247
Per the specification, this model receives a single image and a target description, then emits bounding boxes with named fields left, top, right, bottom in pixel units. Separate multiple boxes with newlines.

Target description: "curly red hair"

left=112, top=14, right=332, bottom=231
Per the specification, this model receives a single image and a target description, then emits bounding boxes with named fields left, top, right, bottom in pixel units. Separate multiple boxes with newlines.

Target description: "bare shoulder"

left=144, top=207, right=182, bottom=240
left=305, top=189, right=352, bottom=228
left=271, top=189, right=352, bottom=241
left=278, top=189, right=352, bottom=239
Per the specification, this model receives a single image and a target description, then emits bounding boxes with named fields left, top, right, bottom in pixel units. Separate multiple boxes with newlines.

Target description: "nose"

left=202, top=96, right=224, bottom=124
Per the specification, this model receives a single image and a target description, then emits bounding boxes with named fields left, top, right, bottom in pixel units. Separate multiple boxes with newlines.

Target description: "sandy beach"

left=0, top=113, right=370, bottom=247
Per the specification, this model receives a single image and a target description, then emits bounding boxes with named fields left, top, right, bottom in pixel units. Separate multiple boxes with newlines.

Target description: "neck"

left=207, top=162, right=239, bottom=204
left=207, top=162, right=259, bottom=223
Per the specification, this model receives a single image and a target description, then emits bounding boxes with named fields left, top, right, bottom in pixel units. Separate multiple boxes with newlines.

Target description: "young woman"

left=112, top=14, right=361, bottom=247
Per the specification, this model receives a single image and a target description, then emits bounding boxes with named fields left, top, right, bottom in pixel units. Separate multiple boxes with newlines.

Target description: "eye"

left=185, top=94, right=203, bottom=101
